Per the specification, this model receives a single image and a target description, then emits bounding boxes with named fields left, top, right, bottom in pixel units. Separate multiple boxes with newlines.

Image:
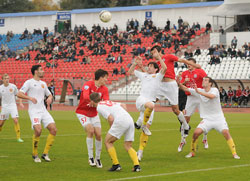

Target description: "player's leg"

left=32, top=124, right=42, bottom=162
left=0, top=119, right=6, bottom=132
left=124, top=121, right=140, bottom=172
left=92, top=115, right=102, bottom=168
left=172, top=105, right=189, bottom=132
left=105, top=133, right=120, bottom=171
left=10, top=107, right=23, bottom=142
left=94, top=126, right=102, bottom=168
left=42, top=122, right=57, bottom=162
left=85, top=124, right=96, bottom=166
left=76, top=114, right=96, bottom=166
left=140, top=102, right=154, bottom=136
left=185, top=128, right=203, bottom=158
left=0, top=111, right=9, bottom=132
left=138, top=122, right=151, bottom=161
left=216, top=121, right=240, bottom=159
left=12, top=117, right=23, bottom=142
left=222, top=129, right=239, bottom=159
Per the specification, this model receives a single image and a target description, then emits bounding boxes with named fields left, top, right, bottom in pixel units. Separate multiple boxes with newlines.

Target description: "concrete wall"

left=226, top=32, right=250, bottom=49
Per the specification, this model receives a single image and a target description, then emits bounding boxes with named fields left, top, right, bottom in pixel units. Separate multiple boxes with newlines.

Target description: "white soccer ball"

left=99, top=10, right=112, bottom=23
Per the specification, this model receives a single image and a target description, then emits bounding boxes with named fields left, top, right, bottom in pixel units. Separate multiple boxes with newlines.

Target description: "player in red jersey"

left=76, top=69, right=109, bottom=168
left=150, top=45, right=201, bottom=141
left=178, top=58, right=208, bottom=152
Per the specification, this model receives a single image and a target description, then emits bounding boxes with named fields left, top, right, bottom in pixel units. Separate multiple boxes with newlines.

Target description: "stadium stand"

left=1, top=18, right=207, bottom=96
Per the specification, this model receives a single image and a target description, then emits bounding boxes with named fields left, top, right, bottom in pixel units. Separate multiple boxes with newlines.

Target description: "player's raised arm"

left=128, top=56, right=144, bottom=75
left=178, top=58, right=201, bottom=69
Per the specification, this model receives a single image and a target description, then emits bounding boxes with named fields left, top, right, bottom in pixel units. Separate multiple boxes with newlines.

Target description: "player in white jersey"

left=128, top=53, right=167, bottom=161
left=17, top=65, right=57, bottom=163
left=89, top=92, right=141, bottom=172
left=179, top=77, right=240, bottom=159
left=0, top=74, right=24, bottom=143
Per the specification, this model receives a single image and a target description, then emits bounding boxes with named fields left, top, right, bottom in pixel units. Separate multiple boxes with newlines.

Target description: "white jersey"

left=0, top=83, right=18, bottom=107
left=20, top=78, right=51, bottom=112
left=189, top=88, right=225, bottom=120
left=134, top=70, right=164, bottom=101
left=97, top=100, right=131, bottom=121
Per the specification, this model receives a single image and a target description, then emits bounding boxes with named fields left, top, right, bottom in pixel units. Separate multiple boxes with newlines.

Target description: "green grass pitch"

left=0, top=110, right=250, bottom=180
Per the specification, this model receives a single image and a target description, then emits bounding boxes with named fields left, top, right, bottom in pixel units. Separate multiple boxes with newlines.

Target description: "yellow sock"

left=128, top=148, right=139, bottom=166
left=227, top=138, right=236, bottom=155
left=143, top=108, right=153, bottom=125
left=108, top=147, right=119, bottom=165
left=139, top=132, right=149, bottom=151
left=43, top=134, right=55, bottom=155
left=191, top=138, right=198, bottom=153
left=14, top=123, right=21, bottom=139
left=32, top=135, right=40, bottom=156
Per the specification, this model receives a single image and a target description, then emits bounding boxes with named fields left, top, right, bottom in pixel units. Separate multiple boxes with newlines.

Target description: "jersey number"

left=81, top=117, right=87, bottom=124
left=99, top=100, right=114, bottom=107
left=34, top=118, right=39, bottom=123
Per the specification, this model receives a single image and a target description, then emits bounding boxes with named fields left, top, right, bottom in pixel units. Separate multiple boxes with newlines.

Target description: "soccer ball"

left=99, top=10, right=112, bottom=23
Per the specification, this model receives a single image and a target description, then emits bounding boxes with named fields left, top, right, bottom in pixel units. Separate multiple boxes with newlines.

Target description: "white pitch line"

left=0, top=128, right=178, bottom=140
left=0, top=125, right=248, bottom=140
left=107, top=164, right=250, bottom=181
left=0, top=156, right=9, bottom=158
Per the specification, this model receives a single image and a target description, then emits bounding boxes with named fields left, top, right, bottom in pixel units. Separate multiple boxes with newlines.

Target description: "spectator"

left=116, top=54, right=123, bottom=63
left=231, top=36, right=238, bottom=48
left=194, top=47, right=201, bottom=56
left=177, top=16, right=183, bottom=29
left=112, top=67, right=118, bottom=76
left=120, top=66, right=126, bottom=75
left=227, top=86, right=235, bottom=105
left=219, top=26, right=224, bottom=34
left=238, top=86, right=249, bottom=107
left=219, top=87, right=228, bottom=104
left=75, top=87, right=82, bottom=100
left=46, top=61, right=51, bottom=68
left=235, top=85, right=242, bottom=104
left=47, top=82, right=55, bottom=110
left=205, top=22, right=211, bottom=33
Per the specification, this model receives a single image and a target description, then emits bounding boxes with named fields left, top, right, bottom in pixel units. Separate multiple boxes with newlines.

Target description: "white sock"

left=180, top=124, right=184, bottom=137
left=95, top=139, right=102, bottom=159
left=203, top=133, right=208, bottom=141
left=177, top=112, right=189, bottom=130
left=86, top=137, right=93, bottom=158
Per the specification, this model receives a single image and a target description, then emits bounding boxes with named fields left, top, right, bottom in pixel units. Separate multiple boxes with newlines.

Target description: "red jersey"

left=76, top=81, right=109, bottom=117
left=236, top=89, right=242, bottom=97
left=181, top=68, right=207, bottom=95
left=228, top=90, right=234, bottom=97
left=157, top=54, right=178, bottom=79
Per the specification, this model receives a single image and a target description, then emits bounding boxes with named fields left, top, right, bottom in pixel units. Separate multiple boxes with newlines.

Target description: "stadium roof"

left=0, top=1, right=223, bottom=18
left=209, top=1, right=250, bottom=16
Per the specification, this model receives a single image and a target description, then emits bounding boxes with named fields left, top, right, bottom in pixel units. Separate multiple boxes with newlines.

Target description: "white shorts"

left=136, top=96, right=155, bottom=112
left=76, top=114, right=101, bottom=128
left=197, top=118, right=229, bottom=134
left=0, top=106, right=19, bottom=120
left=157, top=81, right=178, bottom=105
left=136, top=110, right=154, bottom=126
left=29, top=110, right=55, bottom=128
left=184, top=95, right=200, bottom=117
left=109, top=114, right=134, bottom=141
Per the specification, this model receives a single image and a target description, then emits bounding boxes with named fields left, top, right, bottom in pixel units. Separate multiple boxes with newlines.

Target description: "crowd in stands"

left=219, top=85, right=249, bottom=107
left=0, top=27, right=49, bottom=62
left=205, top=39, right=250, bottom=65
